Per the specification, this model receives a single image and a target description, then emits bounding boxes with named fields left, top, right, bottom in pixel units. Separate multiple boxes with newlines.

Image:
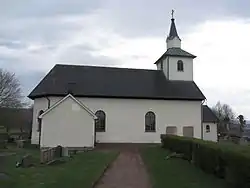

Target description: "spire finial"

left=171, top=9, right=174, bottom=19
left=166, top=9, right=181, bottom=42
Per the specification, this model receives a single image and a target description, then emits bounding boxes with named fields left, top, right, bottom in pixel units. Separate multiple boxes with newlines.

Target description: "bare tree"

left=0, top=68, right=23, bottom=108
left=237, top=114, right=246, bottom=137
left=212, top=101, right=235, bottom=134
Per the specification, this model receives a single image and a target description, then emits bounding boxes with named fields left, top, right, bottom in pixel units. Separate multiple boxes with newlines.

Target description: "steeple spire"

left=166, top=9, right=181, bottom=49
left=167, top=10, right=180, bottom=40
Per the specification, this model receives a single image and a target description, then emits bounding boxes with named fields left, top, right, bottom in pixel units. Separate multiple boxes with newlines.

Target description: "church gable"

left=39, top=94, right=97, bottom=119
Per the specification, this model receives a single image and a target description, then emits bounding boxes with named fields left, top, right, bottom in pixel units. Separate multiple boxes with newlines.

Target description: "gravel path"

left=95, top=150, right=151, bottom=188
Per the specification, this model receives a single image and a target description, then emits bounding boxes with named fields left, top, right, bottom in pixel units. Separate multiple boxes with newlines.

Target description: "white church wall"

left=162, top=58, right=169, bottom=78
left=167, top=37, right=181, bottom=49
left=203, top=122, right=218, bottom=142
left=168, top=56, right=193, bottom=81
left=41, top=97, right=94, bottom=148
left=161, top=56, right=193, bottom=81
left=156, top=61, right=162, bottom=70
left=32, top=97, right=202, bottom=144
left=31, top=97, right=61, bottom=144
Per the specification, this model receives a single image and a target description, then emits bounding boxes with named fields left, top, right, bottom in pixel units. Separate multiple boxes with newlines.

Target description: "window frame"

left=95, top=110, right=106, bottom=132
left=206, top=125, right=210, bottom=133
left=177, top=60, right=184, bottom=72
left=145, top=111, right=156, bottom=132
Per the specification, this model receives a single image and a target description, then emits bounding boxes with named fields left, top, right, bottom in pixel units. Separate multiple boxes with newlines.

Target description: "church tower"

left=155, top=11, right=196, bottom=81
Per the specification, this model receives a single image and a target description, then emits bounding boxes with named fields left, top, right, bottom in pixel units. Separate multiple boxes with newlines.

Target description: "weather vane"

left=171, top=9, right=174, bottom=19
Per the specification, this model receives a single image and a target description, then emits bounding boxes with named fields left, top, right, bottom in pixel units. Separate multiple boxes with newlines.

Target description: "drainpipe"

left=46, top=96, right=51, bottom=109
left=38, top=118, right=42, bottom=148
left=38, top=96, right=50, bottom=149
left=201, top=99, right=206, bottom=140
left=167, top=57, right=170, bottom=79
left=37, top=110, right=44, bottom=149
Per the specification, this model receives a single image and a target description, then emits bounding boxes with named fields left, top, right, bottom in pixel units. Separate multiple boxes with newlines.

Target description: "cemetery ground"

left=0, top=144, right=118, bottom=188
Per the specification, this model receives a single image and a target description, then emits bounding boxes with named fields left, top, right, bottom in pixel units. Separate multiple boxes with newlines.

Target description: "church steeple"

left=167, top=18, right=180, bottom=40
left=155, top=11, right=195, bottom=81
left=166, top=10, right=181, bottom=49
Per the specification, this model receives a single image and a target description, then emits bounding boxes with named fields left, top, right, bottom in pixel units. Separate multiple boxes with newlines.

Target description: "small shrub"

left=161, top=134, right=193, bottom=160
left=161, top=134, right=250, bottom=187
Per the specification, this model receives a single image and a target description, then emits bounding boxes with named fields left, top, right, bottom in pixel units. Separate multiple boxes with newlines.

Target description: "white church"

left=29, top=16, right=218, bottom=149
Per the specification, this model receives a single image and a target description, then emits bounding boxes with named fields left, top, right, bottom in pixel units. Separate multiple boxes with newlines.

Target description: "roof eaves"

left=154, top=53, right=166, bottom=64
left=27, top=65, right=57, bottom=100
left=203, top=120, right=218, bottom=123
left=154, top=50, right=196, bottom=64
left=167, top=53, right=197, bottom=58
left=32, top=94, right=205, bottom=101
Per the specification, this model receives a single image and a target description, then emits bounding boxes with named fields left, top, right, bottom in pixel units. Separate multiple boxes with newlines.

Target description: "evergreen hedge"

left=161, top=134, right=250, bottom=188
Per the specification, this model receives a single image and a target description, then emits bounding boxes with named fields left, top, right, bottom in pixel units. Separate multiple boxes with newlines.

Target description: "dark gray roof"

left=154, top=48, right=196, bottom=64
left=28, top=64, right=205, bottom=101
left=202, top=105, right=219, bottom=123
left=167, top=18, right=180, bottom=40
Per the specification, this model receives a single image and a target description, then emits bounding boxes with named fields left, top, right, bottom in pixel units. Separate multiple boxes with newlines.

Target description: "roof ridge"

left=55, top=64, right=160, bottom=72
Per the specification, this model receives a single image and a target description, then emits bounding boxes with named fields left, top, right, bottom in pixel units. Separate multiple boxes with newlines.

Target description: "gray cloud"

left=1, top=0, right=249, bottom=45
left=98, top=0, right=250, bottom=37
left=1, top=0, right=250, bottom=115
left=57, top=46, right=120, bottom=67
left=0, top=0, right=103, bottom=19
left=203, top=87, right=250, bottom=118
left=18, top=71, right=45, bottom=95
left=0, top=39, right=27, bottom=49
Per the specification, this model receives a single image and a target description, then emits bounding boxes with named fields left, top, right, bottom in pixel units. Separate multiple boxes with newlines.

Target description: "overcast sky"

left=1, top=0, right=250, bottom=118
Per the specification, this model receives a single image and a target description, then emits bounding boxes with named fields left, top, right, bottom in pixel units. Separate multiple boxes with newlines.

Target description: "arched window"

left=145, top=111, right=156, bottom=132
left=177, top=60, right=184, bottom=71
left=37, top=110, right=44, bottom=132
left=95, top=110, right=106, bottom=132
left=206, top=125, right=210, bottom=133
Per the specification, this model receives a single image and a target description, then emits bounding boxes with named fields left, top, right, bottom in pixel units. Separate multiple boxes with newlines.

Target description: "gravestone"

left=55, top=145, right=62, bottom=158
left=239, top=137, right=248, bottom=145
left=0, top=173, right=10, bottom=180
left=16, top=154, right=33, bottom=168
left=16, top=140, right=24, bottom=148
left=22, top=154, right=33, bottom=167
left=63, top=147, right=69, bottom=157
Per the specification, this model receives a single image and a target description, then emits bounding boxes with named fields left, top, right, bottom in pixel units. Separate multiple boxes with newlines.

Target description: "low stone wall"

left=40, top=147, right=56, bottom=164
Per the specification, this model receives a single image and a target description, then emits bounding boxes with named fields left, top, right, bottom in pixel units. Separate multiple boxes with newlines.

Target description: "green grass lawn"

left=141, top=146, right=226, bottom=188
left=0, top=146, right=118, bottom=188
